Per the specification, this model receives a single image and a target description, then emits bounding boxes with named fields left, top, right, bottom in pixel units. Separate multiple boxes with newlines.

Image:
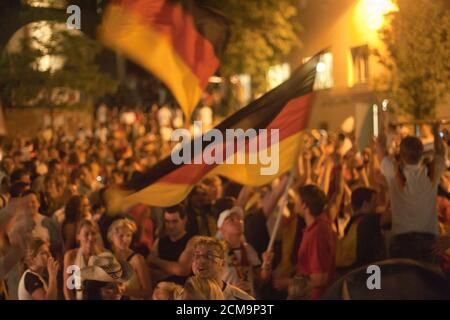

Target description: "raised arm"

left=375, top=110, right=388, bottom=162
left=433, top=122, right=446, bottom=156
left=262, top=174, right=290, bottom=217
left=328, top=154, right=345, bottom=222
left=148, top=237, right=194, bottom=277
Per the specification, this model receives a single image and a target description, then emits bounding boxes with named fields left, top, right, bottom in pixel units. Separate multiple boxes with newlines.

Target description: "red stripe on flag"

left=120, top=0, right=219, bottom=88
left=156, top=93, right=314, bottom=185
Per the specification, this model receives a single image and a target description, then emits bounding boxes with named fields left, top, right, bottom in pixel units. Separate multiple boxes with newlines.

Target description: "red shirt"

left=297, top=215, right=336, bottom=300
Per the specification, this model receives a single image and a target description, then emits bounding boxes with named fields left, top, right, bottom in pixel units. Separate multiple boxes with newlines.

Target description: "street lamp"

left=357, top=0, right=398, bottom=31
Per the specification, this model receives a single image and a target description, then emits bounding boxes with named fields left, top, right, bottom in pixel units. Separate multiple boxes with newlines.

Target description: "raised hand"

left=47, top=257, right=60, bottom=278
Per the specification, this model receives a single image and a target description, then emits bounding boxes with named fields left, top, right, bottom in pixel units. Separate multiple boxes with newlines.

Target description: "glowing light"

left=316, top=62, right=326, bottom=73
left=358, top=0, right=398, bottom=30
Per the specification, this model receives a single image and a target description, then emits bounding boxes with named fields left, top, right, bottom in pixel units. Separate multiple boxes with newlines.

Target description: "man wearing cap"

left=216, top=206, right=272, bottom=298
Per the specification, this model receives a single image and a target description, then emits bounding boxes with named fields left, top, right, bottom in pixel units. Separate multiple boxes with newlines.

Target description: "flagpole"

left=266, top=167, right=296, bottom=253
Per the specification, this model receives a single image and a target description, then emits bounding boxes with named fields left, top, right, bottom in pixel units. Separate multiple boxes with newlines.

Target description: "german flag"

left=99, top=0, right=229, bottom=121
left=106, top=53, right=321, bottom=211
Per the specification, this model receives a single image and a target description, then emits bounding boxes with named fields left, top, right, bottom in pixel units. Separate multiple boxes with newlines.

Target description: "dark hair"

left=48, top=159, right=61, bottom=172
left=214, top=197, right=235, bottom=217
left=83, top=280, right=111, bottom=300
left=10, top=169, right=29, bottom=184
left=298, top=184, right=328, bottom=217
left=400, top=136, right=423, bottom=164
left=351, top=187, right=377, bottom=212
left=65, top=195, right=85, bottom=224
left=164, top=204, right=186, bottom=219
left=68, top=152, right=80, bottom=166
left=10, top=181, right=29, bottom=198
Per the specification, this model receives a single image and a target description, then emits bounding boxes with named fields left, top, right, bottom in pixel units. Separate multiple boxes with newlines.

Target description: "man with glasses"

left=191, top=237, right=254, bottom=300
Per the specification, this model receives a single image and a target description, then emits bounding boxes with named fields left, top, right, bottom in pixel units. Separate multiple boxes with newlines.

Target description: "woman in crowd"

left=63, top=219, right=101, bottom=300
left=18, top=239, right=59, bottom=300
left=107, top=218, right=152, bottom=299
left=61, top=195, right=92, bottom=251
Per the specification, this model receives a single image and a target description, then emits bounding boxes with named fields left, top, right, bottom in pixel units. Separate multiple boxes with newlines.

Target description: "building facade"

left=287, top=0, right=449, bottom=148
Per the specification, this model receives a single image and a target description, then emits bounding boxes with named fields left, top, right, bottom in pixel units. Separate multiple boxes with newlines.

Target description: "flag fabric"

left=106, top=53, right=321, bottom=211
left=99, top=0, right=229, bottom=121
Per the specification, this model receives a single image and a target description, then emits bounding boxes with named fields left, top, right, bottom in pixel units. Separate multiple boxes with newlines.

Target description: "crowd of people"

left=0, top=103, right=449, bottom=300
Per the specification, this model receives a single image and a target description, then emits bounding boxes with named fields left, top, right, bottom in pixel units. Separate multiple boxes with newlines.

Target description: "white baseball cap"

left=217, top=206, right=244, bottom=229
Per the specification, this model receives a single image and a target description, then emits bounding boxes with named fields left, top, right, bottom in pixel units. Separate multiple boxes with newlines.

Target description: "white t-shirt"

left=199, top=106, right=213, bottom=127
left=158, top=106, right=172, bottom=127
left=221, top=242, right=261, bottom=297
left=380, top=155, right=447, bottom=235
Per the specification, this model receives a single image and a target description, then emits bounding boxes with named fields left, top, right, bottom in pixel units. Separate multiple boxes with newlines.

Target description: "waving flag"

left=99, top=0, right=229, bottom=121
left=106, top=53, right=322, bottom=212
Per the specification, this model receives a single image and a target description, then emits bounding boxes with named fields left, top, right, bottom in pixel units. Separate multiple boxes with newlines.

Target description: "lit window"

left=351, top=45, right=369, bottom=85
left=304, top=53, right=333, bottom=90
left=267, top=63, right=290, bottom=90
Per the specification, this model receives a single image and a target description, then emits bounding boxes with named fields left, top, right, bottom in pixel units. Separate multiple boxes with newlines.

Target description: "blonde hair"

left=183, top=276, right=225, bottom=300
left=192, top=236, right=226, bottom=259
left=107, top=218, right=137, bottom=243
left=154, top=281, right=183, bottom=300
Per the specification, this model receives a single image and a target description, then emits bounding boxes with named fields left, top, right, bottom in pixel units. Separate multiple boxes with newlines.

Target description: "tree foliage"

left=0, top=21, right=117, bottom=110
left=216, top=0, right=301, bottom=94
left=376, top=0, right=450, bottom=120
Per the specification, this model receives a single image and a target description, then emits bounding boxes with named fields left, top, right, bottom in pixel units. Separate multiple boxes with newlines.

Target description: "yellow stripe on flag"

left=99, top=5, right=203, bottom=121
left=118, top=132, right=302, bottom=209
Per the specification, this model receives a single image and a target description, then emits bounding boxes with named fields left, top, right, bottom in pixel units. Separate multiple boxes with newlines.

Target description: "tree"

left=209, top=0, right=300, bottom=115
left=0, top=21, right=118, bottom=125
left=375, top=0, right=450, bottom=120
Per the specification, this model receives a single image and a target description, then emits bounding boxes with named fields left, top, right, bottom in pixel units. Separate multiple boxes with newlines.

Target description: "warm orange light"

left=358, top=0, right=398, bottom=30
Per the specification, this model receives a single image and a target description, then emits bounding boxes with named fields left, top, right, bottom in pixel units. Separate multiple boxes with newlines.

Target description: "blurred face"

left=100, top=283, right=121, bottom=300
left=192, top=244, right=223, bottom=280
left=152, top=282, right=171, bottom=300
left=49, top=149, right=59, bottom=160
left=28, top=194, right=40, bottom=215
left=164, top=212, right=186, bottom=239
left=53, top=163, right=62, bottom=174
left=80, top=167, right=92, bottom=185
left=190, top=188, right=209, bottom=208
left=80, top=197, right=91, bottom=219
left=2, top=158, right=14, bottom=174
left=30, top=244, right=51, bottom=269
left=296, top=196, right=307, bottom=217
left=112, top=172, right=124, bottom=185
left=220, top=213, right=243, bottom=237
left=77, top=225, right=97, bottom=252
left=20, top=174, right=31, bottom=185
left=111, top=227, right=133, bottom=251
left=45, top=179, right=57, bottom=193
left=209, top=180, right=222, bottom=201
